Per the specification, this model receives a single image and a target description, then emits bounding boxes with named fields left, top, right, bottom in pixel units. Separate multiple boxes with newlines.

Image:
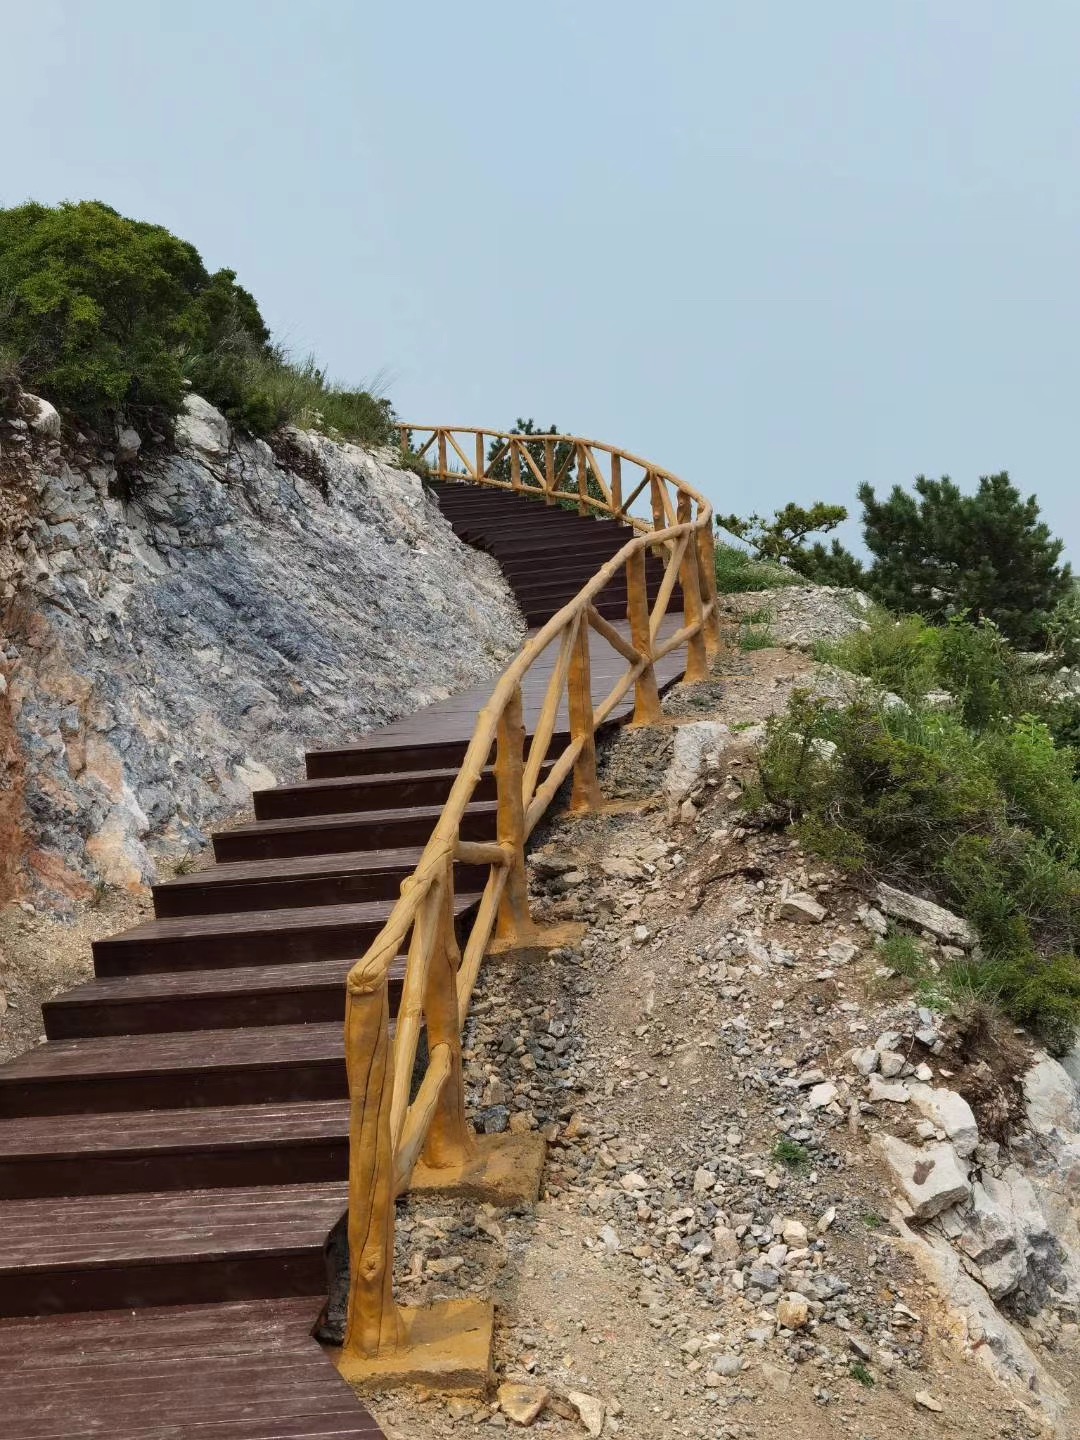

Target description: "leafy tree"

left=859, top=473, right=1071, bottom=649
left=0, top=200, right=269, bottom=433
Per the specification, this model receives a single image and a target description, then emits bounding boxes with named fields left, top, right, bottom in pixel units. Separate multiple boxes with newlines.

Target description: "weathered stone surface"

left=497, top=1381, right=549, bottom=1425
left=2, top=396, right=523, bottom=904
left=778, top=893, right=826, bottom=924
left=664, top=720, right=732, bottom=806
left=776, top=1292, right=810, bottom=1329
left=566, top=1391, right=605, bottom=1437
left=1024, top=1056, right=1080, bottom=1138
left=25, top=394, right=61, bottom=439
left=873, top=1135, right=970, bottom=1220
left=908, top=1084, right=979, bottom=1158
left=876, top=883, right=974, bottom=945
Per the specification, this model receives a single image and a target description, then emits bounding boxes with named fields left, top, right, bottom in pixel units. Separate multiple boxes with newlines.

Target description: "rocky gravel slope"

left=369, top=638, right=1080, bottom=1440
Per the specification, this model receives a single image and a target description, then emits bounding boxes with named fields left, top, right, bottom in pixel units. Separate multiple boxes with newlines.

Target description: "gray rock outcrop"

left=1, top=395, right=523, bottom=904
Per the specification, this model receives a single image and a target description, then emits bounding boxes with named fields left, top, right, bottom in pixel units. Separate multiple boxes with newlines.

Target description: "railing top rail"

left=397, top=424, right=713, bottom=517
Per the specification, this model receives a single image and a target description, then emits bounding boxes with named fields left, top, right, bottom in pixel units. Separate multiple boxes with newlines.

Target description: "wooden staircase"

left=0, top=480, right=687, bottom=1438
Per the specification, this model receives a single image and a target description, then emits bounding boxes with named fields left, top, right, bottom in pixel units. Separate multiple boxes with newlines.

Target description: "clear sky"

left=3, top=1, right=1078, bottom=556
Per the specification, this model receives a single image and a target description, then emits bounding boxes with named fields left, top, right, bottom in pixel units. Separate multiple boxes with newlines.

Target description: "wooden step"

left=44, top=955, right=405, bottom=1039
left=0, top=1023, right=346, bottom=1116
left=0, top=1180, right=348, bottom=1315
left=92, top=893, right=479, bottom=978
left=0, top=1099, right=350, bottom=1198
left=305, top=735, right=476, bottom=780
left=0, top=1298, right=382, bottom=1438
left=213, top=799, right=497, bottom=862
left=152, top=848, right=482, bottom=918
left=252, top=765, right=489, bottom=821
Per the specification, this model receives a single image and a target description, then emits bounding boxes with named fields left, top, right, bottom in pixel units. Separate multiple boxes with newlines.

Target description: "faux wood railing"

left=337, top=427, right=720, bottom=1385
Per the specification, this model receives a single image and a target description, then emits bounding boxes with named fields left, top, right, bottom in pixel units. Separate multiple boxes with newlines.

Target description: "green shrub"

left=715, top=541, right=800, bottom=594
left=0, top=200, right=268, bottom=433
left=816, top=612, right=939, bottom=703
left=818, top=612, right=1039, bottom=731
left=0, top=199, right=395, bottom=448
left=749, top=693, right=1080, bottom=1050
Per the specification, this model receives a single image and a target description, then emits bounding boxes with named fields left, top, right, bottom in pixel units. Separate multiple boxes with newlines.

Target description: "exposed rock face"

left=0, top=395, right=523, bottom=906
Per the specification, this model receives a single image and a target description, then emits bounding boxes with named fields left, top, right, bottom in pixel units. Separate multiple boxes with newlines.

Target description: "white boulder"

left=25, top=393, right=61, bottom=439
left=873, top=1134, right=970, bottom=1220
left=175, top=393, right=230, bottom=458
left=908, top=1084, right=979, bottom=1158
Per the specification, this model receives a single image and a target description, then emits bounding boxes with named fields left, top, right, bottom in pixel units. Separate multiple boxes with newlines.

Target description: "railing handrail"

left=338, top=425, right=722, bottom=1380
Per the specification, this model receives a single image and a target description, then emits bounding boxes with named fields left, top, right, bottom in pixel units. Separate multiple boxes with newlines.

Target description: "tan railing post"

left=475, top=432, right=485, bottom=482
left=626, top=549, right=662, bottom=725
left=697, top=522, right=722, bottom=652
left=494, top=683, right=535, bottom=942
left=419, top=875, right=476, bottom=1171
left=510, top=440, right=522, bottom=492
left=544, top=438, right=555, bottom=505
left=577, top=443, right=589, bottom=516
left=610, top=453, right=623, bottom=518
left=437, top=430, right=448, bottom=480
left=568, top=616, right=602, bottom=810
left=677, top=492, right=709, bottom=683
left=342, top=961, right=401, bottom=1360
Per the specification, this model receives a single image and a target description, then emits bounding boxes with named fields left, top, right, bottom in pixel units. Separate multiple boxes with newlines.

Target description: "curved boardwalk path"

left=0, top=480, right=688, bottom=1437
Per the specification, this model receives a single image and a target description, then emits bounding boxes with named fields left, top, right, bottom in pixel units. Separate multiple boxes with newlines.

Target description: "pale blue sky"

left=3, top=1, right=1078, bottom=556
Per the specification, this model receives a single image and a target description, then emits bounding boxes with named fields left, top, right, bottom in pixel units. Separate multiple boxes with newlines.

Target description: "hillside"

left=365, top=598, right=1080, bottom=1440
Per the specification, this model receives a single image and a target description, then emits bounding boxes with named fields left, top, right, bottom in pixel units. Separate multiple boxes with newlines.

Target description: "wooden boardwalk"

left=0, top=480, right=688, bottom=1436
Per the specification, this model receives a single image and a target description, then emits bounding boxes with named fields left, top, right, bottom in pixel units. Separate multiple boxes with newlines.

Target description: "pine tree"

left=859, top=473, right=1070, bottom=648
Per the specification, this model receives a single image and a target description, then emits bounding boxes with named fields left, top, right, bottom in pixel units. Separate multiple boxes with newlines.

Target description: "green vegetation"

left=771, top=1137, right=811, bottom=1169
left=737, top=607, right=775, bottom=651
left=747, top=678, right=1080, bottom=1051
left=850, top=1362, right=875, bottom=1387
left=722, top=475, right=1072, bottom=651
left=878, top=931, right=927, bottom=981
left=0, top=200, right=394, bottom=448
left=714, top=540, right=800, bottom=594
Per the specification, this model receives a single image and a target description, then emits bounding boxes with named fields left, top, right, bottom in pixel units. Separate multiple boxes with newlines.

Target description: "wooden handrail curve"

left=339, top=427, right=722, bottom=1374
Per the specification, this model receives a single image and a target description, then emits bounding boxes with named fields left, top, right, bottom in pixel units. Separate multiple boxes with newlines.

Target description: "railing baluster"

left=476, top=432, right=485, bottom=481
left=567, top=614, right=601, bottom=810
left=611, top=452, right=622, bottom=517
left=437, top=430, right=448, bottom=479
left=544, top=437, right=555, bottom=505
left=342, top=960, right=400, bottom=1359
left=494, top=683, right=534, bottom=942
left=677, top=492, right=709, bottom=682
left=577, top=442, right=589, bottom=515
left=510, top=439, right=522, bottom=492
left=626, top=550, right=662, bottom=724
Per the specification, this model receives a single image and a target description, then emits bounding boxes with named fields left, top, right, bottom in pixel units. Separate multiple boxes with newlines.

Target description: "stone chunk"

left=873, top=1135, right=970, bottom=1220
left=868, top=1076, right=910, bottom=1104
left=665, top=721, right=732, bottom=804
left=498, top=1382, right=550, bottom=1426
left=808, top=1081, right=839, bottom=1110
left=776, top=1293, right=810, bottom=1329
left=876, top=883, right=973, bottom=945
left=779, top=893, right=826, bottom=924
left=26, top=393, right=61, bottom=438
left=566, top=1391, right=605, bottom=1437
left=914, top=1391, right=944, bottom=1413
left=908, top=1084, right=979, bottom=1158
